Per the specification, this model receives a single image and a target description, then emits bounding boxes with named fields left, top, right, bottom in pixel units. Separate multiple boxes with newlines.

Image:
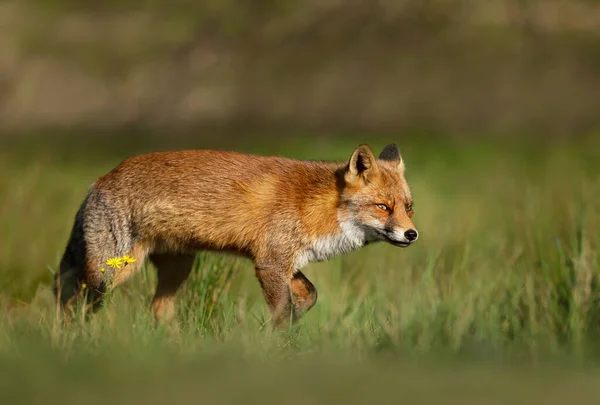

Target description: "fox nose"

left=404, top=229, right=418, bottom=242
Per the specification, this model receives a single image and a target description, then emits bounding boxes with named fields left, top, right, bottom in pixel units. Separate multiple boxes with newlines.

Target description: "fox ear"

left=378, top=143, right=405, bottom=171
left=346, top=144, right=378, bottom=183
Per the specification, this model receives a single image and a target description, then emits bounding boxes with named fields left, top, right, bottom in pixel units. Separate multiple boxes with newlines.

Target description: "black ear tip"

left=379, top=143, right=401, bottom=161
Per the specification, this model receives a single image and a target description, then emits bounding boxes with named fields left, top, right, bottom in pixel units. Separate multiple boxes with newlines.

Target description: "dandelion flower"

left=100, top=267, right=105, bottom=273
left=122, top=255, right=137, bottom=265
left=106, top=257, right=124, bottom=269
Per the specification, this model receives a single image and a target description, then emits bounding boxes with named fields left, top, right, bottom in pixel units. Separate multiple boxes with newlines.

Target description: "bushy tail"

left=53, top=192, right=91, bottom=307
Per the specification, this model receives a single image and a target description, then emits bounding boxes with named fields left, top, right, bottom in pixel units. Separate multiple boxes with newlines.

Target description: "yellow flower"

left=81, top=283, right=87, bottom=289
left=122, top=255, right=137, bottom=265
left=106, top=257, right=124, bottom=269
left=100, top=267, right=105, bottom=273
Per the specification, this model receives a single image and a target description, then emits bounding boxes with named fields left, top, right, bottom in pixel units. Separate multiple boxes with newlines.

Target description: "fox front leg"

left=290, top=270, right=318, bottom=320
left=254, top=263, right=297, bottom=329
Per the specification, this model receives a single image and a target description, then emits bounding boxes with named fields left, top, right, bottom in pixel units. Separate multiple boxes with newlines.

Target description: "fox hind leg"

left=55, top=254, right=109, bottom=316
left=77, top=243, right=148, bottom=314
left=55, top=191, right=147, bottom=316
left=57, top=243, right=148, bottom=317
left=109, top=242, right=149, bottom=288
left=150, top=253, right=195, bottom=323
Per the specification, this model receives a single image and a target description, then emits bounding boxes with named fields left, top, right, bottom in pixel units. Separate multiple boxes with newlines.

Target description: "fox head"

left=339, top=143, right=418, bottom=247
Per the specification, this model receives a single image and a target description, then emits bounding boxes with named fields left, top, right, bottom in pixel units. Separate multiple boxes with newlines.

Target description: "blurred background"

left=1, top=0, right=600, bottom=138
left=1, top=2, right=600, bottom=404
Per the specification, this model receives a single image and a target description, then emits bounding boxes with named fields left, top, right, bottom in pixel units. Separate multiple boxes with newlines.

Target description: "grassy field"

left=1, top=133, right=599, bottom=404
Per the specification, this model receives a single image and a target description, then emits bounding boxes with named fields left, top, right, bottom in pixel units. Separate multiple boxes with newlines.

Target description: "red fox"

left=54, top=143, right=418, bottom=328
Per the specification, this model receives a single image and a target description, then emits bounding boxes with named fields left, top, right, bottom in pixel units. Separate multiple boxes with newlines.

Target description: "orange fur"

left=54, top=144, right=418, bottom=328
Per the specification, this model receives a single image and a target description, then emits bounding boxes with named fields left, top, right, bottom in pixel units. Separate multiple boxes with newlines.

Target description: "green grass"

left=1, top=133, right=599, bottom=403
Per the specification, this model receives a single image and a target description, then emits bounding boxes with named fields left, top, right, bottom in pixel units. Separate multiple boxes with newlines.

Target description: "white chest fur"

left=293, top=220, right=367, bottom=270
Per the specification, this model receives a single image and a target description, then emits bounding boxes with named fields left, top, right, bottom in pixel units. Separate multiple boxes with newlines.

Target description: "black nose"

left=404, top=229, right=418, bottom=242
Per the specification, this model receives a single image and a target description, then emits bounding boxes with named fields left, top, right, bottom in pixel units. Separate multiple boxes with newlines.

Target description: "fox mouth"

left=375, top=230, right=413, bottom=248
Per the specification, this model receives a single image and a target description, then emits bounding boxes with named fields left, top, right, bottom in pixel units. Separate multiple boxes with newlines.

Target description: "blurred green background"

left=1, top=1, right=600, bottom=404
left=2, top=0, right=600, bottom=135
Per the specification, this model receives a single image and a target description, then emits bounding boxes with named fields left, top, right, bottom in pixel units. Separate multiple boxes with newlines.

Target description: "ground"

left=1, top=132, right=599, bottom=404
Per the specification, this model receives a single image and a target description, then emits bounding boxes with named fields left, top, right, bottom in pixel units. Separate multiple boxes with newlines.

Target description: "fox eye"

left=376, top=204, right=391, bottom=212
left=406, top=204, right=414, bottom=218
